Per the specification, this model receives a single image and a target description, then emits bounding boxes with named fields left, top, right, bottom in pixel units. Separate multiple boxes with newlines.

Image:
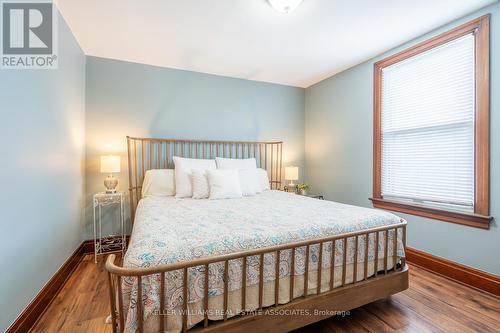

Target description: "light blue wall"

left=85, top=57, right=305, bottom=238
left=0, top=12, right=86, bottom=331
left=305, top=3, right=500, bottom=275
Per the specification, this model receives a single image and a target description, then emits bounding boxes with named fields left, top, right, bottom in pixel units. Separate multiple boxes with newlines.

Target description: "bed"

left=105, top=137, right=408, bottom=333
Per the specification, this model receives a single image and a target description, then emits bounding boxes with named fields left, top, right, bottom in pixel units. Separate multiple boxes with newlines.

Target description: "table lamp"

left=101, top=155, right=120, bottom=193
left=285, top=166, right=299, bottom=189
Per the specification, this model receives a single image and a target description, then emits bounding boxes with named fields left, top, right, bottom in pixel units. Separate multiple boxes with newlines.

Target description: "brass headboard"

left=126, top=136, right=283, bottom=224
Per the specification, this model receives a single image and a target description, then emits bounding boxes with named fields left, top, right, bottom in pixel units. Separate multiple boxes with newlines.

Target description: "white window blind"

left=381, top=33, right=475, bottom=212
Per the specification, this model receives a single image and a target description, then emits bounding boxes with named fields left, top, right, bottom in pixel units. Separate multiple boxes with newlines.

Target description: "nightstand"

left=297, top=193, right=324, bottom=200
left=93, top=192, right=125, bottom=263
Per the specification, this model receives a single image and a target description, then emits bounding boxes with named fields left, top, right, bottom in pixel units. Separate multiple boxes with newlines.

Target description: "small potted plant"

left=297, top=183, right=310, bottom=195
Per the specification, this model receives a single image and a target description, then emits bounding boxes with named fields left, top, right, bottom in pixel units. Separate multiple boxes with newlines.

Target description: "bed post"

left=126, top=136, right=135, bottom=226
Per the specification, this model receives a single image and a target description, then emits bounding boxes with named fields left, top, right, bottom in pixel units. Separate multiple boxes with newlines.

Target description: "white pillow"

left=191, top=170, right=210, bottom=199
left=256, top=168, right=271, bottom=191
left=238, top=169, right=264, bottom=196
left=141, top=169, right=175, bottom=197
left=173, top=156, right=216, bottom=198
left=215, top=157, right=257, bottom=170
left=207, top=169, right=243, bottom=199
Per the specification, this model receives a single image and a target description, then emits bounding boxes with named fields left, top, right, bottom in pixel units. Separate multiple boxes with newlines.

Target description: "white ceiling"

left=55, top=0, right=496, bottom=88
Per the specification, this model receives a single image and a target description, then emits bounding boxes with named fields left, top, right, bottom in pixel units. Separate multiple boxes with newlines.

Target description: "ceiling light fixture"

left=268, top=0, right=304, bottom=14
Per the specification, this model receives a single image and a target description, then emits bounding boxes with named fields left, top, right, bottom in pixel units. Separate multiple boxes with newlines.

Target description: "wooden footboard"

left=105, top=221, right=408, bottom=333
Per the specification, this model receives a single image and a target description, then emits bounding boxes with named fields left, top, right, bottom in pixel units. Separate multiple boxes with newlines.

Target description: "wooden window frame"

left=370, top=15, right=492, bottom=229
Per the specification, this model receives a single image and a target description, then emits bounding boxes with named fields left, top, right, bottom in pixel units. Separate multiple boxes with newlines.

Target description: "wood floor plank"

left=403, top=288, right=493, bottom=332
left=30, top=255, right=111, bottom=333
left=320, top=311, right=371, bottom=333
left=391, top=293, right=476, bottom=333
left=349, top=307, right=395, bottom=333
left=411, top=266, right=500, bottom=319
left=408, top=271, right=500, bottom=330
left=30, top=255, right=500, bottom=333
left=364, top=299, right=440, bottom=333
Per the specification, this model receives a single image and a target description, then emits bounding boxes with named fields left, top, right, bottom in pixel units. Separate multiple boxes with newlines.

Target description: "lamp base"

left=104, top=175, right=118, bottom=193
left=285, top=182, right=297, bottom=193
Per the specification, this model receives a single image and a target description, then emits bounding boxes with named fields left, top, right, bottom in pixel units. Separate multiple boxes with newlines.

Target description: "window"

left=371, top=15, right=491, bottom=229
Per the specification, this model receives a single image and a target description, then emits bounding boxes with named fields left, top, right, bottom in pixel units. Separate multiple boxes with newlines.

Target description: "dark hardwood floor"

left=31, top=255, right=500, bottom=333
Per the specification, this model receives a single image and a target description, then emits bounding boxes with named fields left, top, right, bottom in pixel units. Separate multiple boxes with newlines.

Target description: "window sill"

left=369, top=197, right=492, bottom=229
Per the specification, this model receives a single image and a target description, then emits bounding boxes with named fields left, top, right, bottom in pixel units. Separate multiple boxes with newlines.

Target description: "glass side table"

left=93, top=192, right=125, bottom=263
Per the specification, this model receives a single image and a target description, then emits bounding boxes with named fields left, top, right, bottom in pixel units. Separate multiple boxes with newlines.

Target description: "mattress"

left=121, top=190, right=405, bottom=333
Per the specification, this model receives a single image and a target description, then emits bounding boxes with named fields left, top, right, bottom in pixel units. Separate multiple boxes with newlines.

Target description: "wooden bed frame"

left=105, top=137, right=409, bottom=333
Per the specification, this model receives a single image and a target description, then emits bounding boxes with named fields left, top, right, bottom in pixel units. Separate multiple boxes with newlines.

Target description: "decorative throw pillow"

left=238, top=169, right=263, bottom=196
left=256, top=168, right=271, bottom=191
left=207, top=169, right=243, bottom=199
left=141, top=169, right=175, bottom=197
left=191, top=170, right=210, bottom=199
left=215, top=157, right=257, bottom=170
left=173, top=156, right=216, bottom=198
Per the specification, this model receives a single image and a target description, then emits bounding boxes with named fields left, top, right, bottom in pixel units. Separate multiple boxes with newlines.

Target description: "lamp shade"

left=285, top=166, right=299, bottom=181
left=100, top=155, right=121, bottom=173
